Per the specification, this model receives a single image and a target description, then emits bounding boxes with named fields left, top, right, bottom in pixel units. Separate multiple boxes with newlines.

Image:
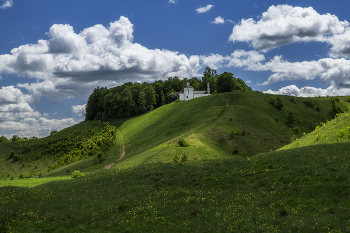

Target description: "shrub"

left=331, top=100, right=342, bottom=116
left=13, top=153, right=21, bottom=162
left=9, top=150, right=15, bottom=159
left=293, top=127, right=300, bottom=134
left=172, top=155, right=180, bottom=163
left=233, top=147, right=238, bottom=154
left=166, top=129, right=172, bottom=135
left=72, top=170, right=85, bottom=178
left=23, top=145, right=31, bottom=153
left=303, top=98, right=314, bottom=108
left=178, top=138, right=190, bottom=147
left=316, top=106, right=320, bottom=112
left=181, top=154, right=188, bottom=162
left=231, top=129, right=241, bottom=138
left=290, top=97, right=297, bottom=103
left=337, top=127, right=350, bottom=141
left=274, top=116, right=279, bottom=122
left=286, top=111, right=295, bottom=127
left=269, top=96, right=283, bottom=110
left=275, top=96, right=284, bottom=110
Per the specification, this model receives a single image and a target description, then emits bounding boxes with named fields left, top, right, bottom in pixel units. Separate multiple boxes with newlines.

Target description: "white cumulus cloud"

left=0, top=16, right=202, bottom=101
left=0, top=117, right=79, bottom=138
left=196, top=4, right=214, bottom=13
left=211, top=16, right=225, bottom=24
left=229, top=5, right=348, bottom=51
left=264, top=84, right=350, bottom=97
left=72, top=104, right=86, bottom=117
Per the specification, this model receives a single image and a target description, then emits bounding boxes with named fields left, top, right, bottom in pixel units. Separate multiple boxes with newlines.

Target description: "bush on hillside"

left=331, top=98, right=342, bottom=116
left=9, top=150, right=15, bottom=159
left=290, top=97, right=297, bottom=104
left=178, top=138, right=190, bottom=147
left=72, top=170, right=85, bottom=178
left=303, top=98, right=314, bottom=108
left=286, top=111, right=295, bottom=127
left=337, top=127, right=350, bottom=141
left=269, top=96, right=283, bottom=110
left=231, top=129, right=241, bottom=138
left=275, top=96, right=284, bottom=110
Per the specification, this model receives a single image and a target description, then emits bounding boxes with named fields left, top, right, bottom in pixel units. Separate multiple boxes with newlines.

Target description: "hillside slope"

left=111, top=92, right=346, bottom=169
left=280, top=109, right=350, bottom=150
left=1, top=93, right=350, bottom=232
left=0, top=92, right=346, bottom=179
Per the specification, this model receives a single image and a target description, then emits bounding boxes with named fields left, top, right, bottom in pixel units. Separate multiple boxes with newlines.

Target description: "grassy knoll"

left=112, top=92, right=346, bottom=168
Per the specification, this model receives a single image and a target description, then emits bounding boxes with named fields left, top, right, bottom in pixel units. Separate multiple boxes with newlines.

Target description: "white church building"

left=179, top=80, right=210, bottom=101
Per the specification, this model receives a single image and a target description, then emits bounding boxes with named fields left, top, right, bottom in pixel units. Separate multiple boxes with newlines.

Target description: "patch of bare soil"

left=103, top=145, right=125, bottom=169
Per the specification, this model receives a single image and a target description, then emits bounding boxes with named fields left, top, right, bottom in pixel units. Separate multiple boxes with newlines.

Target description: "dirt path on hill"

left=103, top=144, right=125, bottom=169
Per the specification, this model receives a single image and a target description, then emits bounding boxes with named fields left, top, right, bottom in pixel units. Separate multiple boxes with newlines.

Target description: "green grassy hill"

left=1, top=92, right=350, bottom=232
left=110, top=92, right=346, bottom=169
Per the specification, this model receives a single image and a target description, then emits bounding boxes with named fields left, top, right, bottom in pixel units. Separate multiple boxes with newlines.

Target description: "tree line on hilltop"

left=85, top=67, right=252, bottom=121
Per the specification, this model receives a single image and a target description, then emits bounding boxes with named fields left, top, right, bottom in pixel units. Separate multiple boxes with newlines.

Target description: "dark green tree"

left=11, top=135, right=20, bottom=142
left=216, top=72, right=235, bottom=93
left=85, top=86, right=108, bottom=120
left=138, top=89, right=146, bottom=112
left=202, top=67, right=217, bottom=93
left=144, top=85, right=157, bottom=107
left=160, top=90, right=166, bottom=106
left=0, top=135, right=8, bottom=143
left=286, top=111, right=295, bottom=127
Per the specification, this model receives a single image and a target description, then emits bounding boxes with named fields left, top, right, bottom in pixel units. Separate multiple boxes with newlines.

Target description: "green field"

left=1, top=92, right=350, bottom=232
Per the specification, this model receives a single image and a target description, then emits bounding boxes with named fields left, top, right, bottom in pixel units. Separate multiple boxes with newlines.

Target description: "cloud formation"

left=0, top=86, right=33, bottom=113
left=264, top=84, right=350, bottom=97
left=198, top=49, right=350, bottom=91
left=0, top=117, right=78, bottom=138
left=0, top=86, right=73, bottom=138
left=72, top=104, right=86, bottom=117
left=211, top=16, right=225, bottom=24
left=0, top=16, right=202, bottom=101
left=0, top=0, right=13, bottom=9
left=195, top=4, right=214, bottom=13
left=229, top=5, right=348, bottom=51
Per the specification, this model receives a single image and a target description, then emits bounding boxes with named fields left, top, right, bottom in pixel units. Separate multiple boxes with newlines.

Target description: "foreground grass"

left=2, top=142, right=350, bottom=232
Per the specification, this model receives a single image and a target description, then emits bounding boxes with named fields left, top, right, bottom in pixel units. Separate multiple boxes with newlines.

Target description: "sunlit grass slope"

left=281, top=109, right=350, bottom=150
left=112, top=92, right=346, bottom=169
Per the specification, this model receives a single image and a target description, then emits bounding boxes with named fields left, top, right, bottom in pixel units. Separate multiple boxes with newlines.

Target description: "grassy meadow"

left=1, top=92, right=350, bottom=232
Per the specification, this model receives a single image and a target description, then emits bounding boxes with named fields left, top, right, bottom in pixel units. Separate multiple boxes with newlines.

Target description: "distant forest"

left=85, top=67, right=252, bottom=121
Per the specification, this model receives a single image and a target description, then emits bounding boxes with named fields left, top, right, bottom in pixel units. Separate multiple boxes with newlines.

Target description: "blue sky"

left=1, top=0, right=350, bottom=138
